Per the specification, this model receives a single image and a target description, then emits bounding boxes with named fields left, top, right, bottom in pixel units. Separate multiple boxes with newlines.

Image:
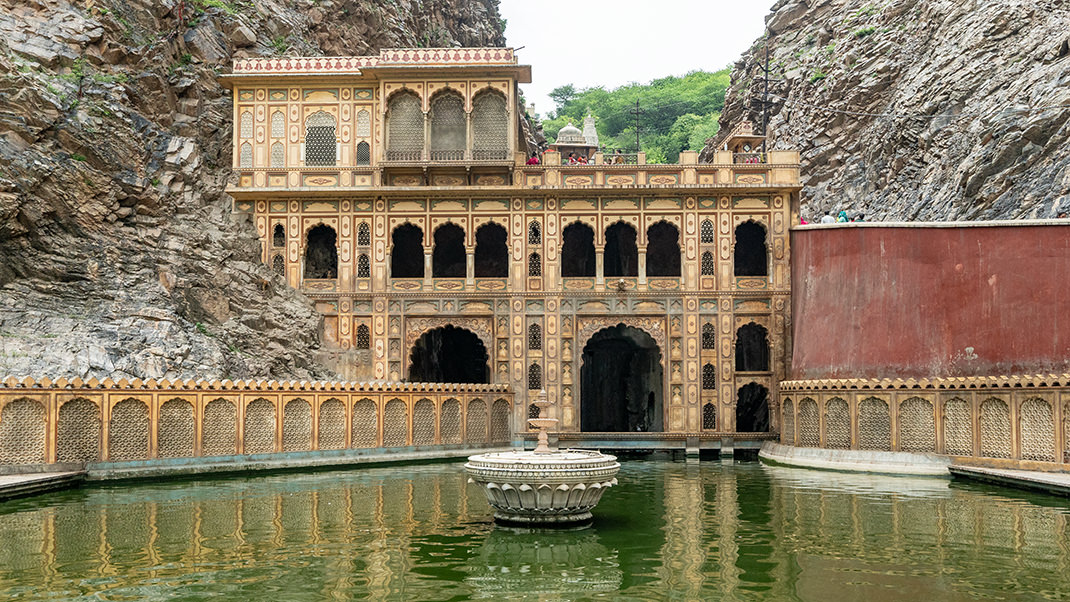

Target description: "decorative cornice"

left=231, top=48, right=517, bottom=75
left=0, top=376, right=511, bottom=393
left=780, top=374, right=1070, bottom=392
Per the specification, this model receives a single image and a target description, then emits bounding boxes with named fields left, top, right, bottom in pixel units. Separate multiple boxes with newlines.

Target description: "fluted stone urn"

left=465, top=390, right=620, bottom=525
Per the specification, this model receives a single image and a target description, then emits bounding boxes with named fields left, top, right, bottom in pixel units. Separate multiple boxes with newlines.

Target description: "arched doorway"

left=736, top=382, right=770, bottom=432
left=408, top=325, right=489, bottom=383
left=304, top=224, right=337, bottom=278
left=433, top=223, right=465, bottom=278
left=604, top=221, right=638, bottom=277
left=580, top=324, right=663, bottom=432
left=561, top=222, right=596, bottom=277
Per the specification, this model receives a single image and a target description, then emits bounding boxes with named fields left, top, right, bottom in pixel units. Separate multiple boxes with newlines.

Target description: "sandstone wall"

left=703, top=0, right=1070, bottom=221
left=0, top=0, right=505, bottom=381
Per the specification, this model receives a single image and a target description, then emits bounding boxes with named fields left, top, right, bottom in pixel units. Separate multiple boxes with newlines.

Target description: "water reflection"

left=0, top=461, right=1068, bottom=600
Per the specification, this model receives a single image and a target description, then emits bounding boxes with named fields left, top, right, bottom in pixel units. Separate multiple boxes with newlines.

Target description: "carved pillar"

left=595, top=247, right=605, bottom=286
left=423, top=250, right=432, bottom=288
left=466, top=110, right=473, bottom=161
left=638, top=245, right=648, bottom=285
left=423, top=110, right=430, bottom=161
left=466, top=247, right=475, bottom=286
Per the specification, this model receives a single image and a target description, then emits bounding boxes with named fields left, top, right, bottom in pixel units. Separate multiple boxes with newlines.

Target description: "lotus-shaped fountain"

left=465, top=389, right=620, bottom=525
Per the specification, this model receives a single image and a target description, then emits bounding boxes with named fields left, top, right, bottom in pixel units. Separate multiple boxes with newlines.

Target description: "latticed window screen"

left=239, top=142, right=252, bottom=168
left=781, top=399, right=795, bottom=445
left=490, top=400, right=510, bottom=443
left=384, top=399, right=408, bottom=446
left=304, top=111, right=336, bottom=166
left=357, top=222, right=371, bottom=246
left=979, top=397, right=1011, bottom=458
left=352, top=399, right=378, bottom=448
left=273, top=224, right=285, bottom=247
left=440, top=399, right=462, bottom=444
left=271, top=111, right=285, bottom=138
left=270, top=142, right=285, bottom=167
left=413, top=399, right=436, bottom=445
left=529, top=252, right=541, bottom=277
left=272, top=254, right=285, bottom=276
left=528, top=323, right=542, bottom=349
left=702, top=403, right=717, bottom=430
left=57, top=398, right=100, bottom=463
left=943, top=397, right=973, bottom=456
left=356, top=109, right=371, bottom=137
left=825, top=398, right=851, bottom=449
left=529, top=221, right=541, bottom=245
left=1020, top=398, right=1055, bottom=462
left=158, top=399, right=195, bottom=459
left=701, top=323, right=716, bottom=349
left=355, top=324, right=370, bottom=349
left=472, top=92, right=508, bottom=160
left=701, top=363, right=716, bottom=390
left=798, top=398, right=819, bottom=447
left=356, top=141, right=371, bottom=166
left=528, top=363, right=542, bottom=390
left=387, top=92, right=423, bottom=160
left=898, top=397, right=936, bottom=453
left=701, top=251, right=716, bottom=276
left=318, top=399, right=346, bottom=450
left=701, top=219, right=715, bottom=244
left=528, top=403, right=541, bottom=419
left=430, top=92, right=466, bottom=160
left=858, top=397, right=891, bottom=451
left=201, top=399, right=236, bottom=457
left=466, top=400, right=487, bottom=443
left=240, top=111, right=253, bottom=139
left=109, top=399, right=149, bottom=461
left=282, top=398, right=312, bottom=452
left=0, top=398, right=46, bottom=465
left=357, top=254, right=370, bottom=278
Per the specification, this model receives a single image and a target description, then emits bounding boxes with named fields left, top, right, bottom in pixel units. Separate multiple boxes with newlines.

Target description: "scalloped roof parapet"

left=0, top=375, right=513, bottom=394
left=780, top=373, right=1070, bottom=391
left=231, top=48, right=517, bottom=75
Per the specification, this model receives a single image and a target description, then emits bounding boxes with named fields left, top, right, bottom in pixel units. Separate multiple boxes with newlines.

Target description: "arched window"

left=239, top=111, right=253, bottom=139
left=432, top=223, right=465, bottom=278
left=472, top=90, right=508, bottom=160
left=356, top=109, right=371, bottom=137
left=356, top=141, right=371, bottom=166
left=391, top=223, right=423, bottom=278
left=270, top=111, right=285, bottom=138
left=474, top=222, right=508, bottom=278
left=304, top=111, right=336, bottom=166
left=357, top=222, right=370, bottom=246
left=272, top=224, right=285, bottom=248
left=646, top=221, right=681, bottom=277
left=430, top=91, right=466, bottom=161
left=604, top=221, right=638, bottom=277
left=700, top=218, right=715, bottom=244
left=734, top=221, right=768, bottom=277
left=528, top=251, right=542, bottom=277
left=386, top=91, right=423, bottom=161
left=357, top=254, right=370, bottom=278
left=561, top=222, right=595, bottom=277
left=239, top=142, right=252, bottom=168
left=355, top=324, right=370, bottom=349
left=272, top=254, right=285, bottom=276
left=701, top=323, right=716, bottom=349
left=528, top=323, right=541, bottom=350
left=735, top=322, right=770, bottom=372
left=304, top=224, right=338, bottom=279
left=702, top=363, right=716, bottom=390
left=528, top=221, right=541, bottom=245
left=701, top=251, right=716, bottom=276
left=702, top=402, right=717, bottom=430
left=270, top=141, right=284, bottom=168
left=528, top=363, right=542, bottom=390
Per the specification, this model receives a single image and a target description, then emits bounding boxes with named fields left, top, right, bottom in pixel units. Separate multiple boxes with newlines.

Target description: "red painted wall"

left=791, top=224, right=1070, bottom=380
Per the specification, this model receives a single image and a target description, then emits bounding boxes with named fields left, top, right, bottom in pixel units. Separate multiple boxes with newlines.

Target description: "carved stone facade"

left=224, top=48, right=801, bottom=436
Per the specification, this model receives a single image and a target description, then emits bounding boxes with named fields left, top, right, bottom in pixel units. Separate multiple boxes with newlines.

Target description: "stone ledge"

left=759, top=441, right=952, bottom=476
left=780, top=373, right=1070, bottom=391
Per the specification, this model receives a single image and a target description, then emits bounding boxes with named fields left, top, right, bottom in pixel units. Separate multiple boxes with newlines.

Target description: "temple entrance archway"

left=580, top=324, right=663, bottom=432
left=736, top=382, right=770, bottom=432
left=408, top=325, right=489, bottom=384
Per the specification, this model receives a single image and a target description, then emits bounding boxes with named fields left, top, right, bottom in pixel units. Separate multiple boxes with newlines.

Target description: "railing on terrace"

left=734, top=152, right=766, bottom=164
left=385, top=149, right=423, bottom=161
left=0, top=377, right=514, bottom=470
left=429, top=150, right=466, bottom=161
left=599, top=152, right=639, bottom=165
left=472, top=149, right=510, bottom=161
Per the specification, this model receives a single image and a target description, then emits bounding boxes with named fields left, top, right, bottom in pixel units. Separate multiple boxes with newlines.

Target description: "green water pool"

left=1, top=459, right=1068, bottom=600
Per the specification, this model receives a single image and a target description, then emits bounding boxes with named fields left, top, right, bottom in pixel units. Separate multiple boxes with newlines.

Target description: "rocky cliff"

left=703, top=0, right=1070, bottom=220
left=0, top=0, right=505, bottom=380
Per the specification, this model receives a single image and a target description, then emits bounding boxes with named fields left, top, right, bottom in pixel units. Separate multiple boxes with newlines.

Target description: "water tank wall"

left=790, top=223, right=1070, bottom=380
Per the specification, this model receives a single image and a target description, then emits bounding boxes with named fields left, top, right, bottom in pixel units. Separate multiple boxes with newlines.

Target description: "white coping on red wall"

left=794, top=219, right=1070, bottom=230
left=759, top=441, right=952, bottom=476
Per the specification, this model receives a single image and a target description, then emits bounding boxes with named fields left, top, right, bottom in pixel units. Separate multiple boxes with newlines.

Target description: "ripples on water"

left=0, top=460, right=1068, bottom=601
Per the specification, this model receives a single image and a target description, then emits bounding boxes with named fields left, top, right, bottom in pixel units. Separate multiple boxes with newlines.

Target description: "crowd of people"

left=524, top=149, right=629, bottom=166
left=800, top=210, right=866, bottom=225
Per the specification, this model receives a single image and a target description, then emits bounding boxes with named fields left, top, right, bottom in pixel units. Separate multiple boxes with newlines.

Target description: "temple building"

left=220, top=47, right=801, bottom=447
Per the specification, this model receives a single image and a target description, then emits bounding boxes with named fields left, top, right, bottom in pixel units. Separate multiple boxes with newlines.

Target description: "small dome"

left=555, top=122, right=586, bottom=145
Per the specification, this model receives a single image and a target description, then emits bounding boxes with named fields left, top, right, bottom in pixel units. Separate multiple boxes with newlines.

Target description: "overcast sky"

left=498, top=0, right=774, bottom=117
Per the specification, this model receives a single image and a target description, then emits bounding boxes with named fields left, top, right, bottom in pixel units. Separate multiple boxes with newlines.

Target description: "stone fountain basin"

left=465, top=449, right=620, bottom=525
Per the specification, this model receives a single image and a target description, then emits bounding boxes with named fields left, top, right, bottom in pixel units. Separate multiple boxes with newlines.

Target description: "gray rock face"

left=703, top=0, right=1070, bottom=221
left=0, top=0, right=506, bottom=381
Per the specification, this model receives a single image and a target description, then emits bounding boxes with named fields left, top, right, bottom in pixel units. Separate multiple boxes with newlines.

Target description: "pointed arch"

left=472, top=89, right=508, bottom=160
left=357, top=253, right=370, bottom=278
left=561, top=221, right=596, bottom=277
left=701, top=363, right=716, bottom=390
left=270, top=110, right=285, bottom=138
left=735, top=322, right=770, bottom=372
left=700, top=218, right=715, bottom=244
left=391, top=223, right=424, bottom=278
left=528, top=220, right=541, bottom=245
left=272, top=223, right=285, bottom=247
left=647, top=220, right=681, bottom=277
left=357, top=222, right=371, bottom=246
left=304, top=224, right=338, bottom=279
left=528, top=323, right=542, bottom=350
left=270, top=141, right=285, bottom=167
left=528, top=251, right=542, bottom=277
left=356, top=109, right=371, bottom=137
left=701, top=251, right=716, bottom=276
left=701, top=323, right=716, bottom=349
left=474, top=222, right=508, bottom=278
left=528, top=363, right=542, bottom=390
left=356, top=141, right=371, bottom=166
left=239, top=111, right=253, bottom=138
left=239, top=142, right=252, bottom=168
left=432, top=222, right=466, bottom=278
left=604, top=221, right=638, bottom=277
left=386, top=90, right=423, bottom=161
left=355, top=324, right=370, bottom=349
left=734, top=220, right=768, bottom=277
left=430, top=89, right=466, bottom=160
